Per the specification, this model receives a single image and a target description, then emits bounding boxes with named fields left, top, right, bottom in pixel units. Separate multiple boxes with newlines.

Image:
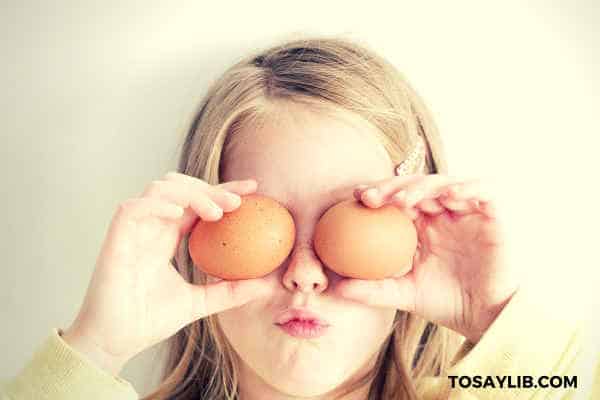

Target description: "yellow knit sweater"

left=2, top=281, right=599, bottom=399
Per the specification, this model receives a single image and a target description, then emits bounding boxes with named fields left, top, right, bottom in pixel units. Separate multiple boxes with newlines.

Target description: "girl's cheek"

left=322, top=268, right=345, bottom=291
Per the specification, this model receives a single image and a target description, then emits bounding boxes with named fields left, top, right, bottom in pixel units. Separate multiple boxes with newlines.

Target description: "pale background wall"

left=1, top=0, right=598, bottom=395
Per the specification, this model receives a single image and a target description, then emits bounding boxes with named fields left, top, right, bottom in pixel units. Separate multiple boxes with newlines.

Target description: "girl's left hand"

left=334, top=173, right=520, bottom=344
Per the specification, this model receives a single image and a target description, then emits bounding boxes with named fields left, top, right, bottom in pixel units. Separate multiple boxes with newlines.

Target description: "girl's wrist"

left=463, top=289, right=517, bottom=344
left=60, top=327, right=128, bottom=377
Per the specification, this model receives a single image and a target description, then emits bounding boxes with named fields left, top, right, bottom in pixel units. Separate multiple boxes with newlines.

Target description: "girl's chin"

left=267, top=367, right=344, bottom=397
left=269, top=346, right=334, bottom=375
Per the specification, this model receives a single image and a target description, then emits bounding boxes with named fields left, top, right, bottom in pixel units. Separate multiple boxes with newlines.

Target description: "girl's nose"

left=281, top=244, right=328, bottom=294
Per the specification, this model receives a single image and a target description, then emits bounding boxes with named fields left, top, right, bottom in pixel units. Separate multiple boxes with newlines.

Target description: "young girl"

left=2, top=36, right=598, bottom=400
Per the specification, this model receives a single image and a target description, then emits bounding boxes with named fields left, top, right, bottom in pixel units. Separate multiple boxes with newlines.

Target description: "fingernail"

left=225, top=192, right=241, bottom=205
left=210, top=203, right=223, bottom=218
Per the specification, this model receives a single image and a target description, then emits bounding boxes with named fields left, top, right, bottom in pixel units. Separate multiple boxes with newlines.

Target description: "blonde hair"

left=143, top=35, right=463, bottom=400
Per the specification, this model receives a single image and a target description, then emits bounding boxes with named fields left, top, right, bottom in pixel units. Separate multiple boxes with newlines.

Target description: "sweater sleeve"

left=1, top=328, right=139, bottom=400
left=418, top=280, right=600, bottom=400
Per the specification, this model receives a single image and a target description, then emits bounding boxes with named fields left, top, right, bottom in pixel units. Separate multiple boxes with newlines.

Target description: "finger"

left=334, top=275, right=416, bottom=313
left=357, top=175, right=425, bottom=207
left=388, top=194, right=420, bottom=219
left=116, top=198, right=184, bottom=221
left=148, top=176, right=248, bottom=216
left=414, top=198, right=445, bottom=215
left=353, top=176, right=421, bottom=205
left=447, top=179, right=492, bottom=202
left=398, top=175, right=464, bottom=208
left=445, top=179, right=499, bottom=219
left=374, top=174, right=426, bottom=199
left=142, top=180, right=225, bottom=221
left=163, top=171, right=257, bottom=210
left=361, top=174, right=460, bottom=209
left=187, top=278, right=272, bottom=321
left=217, top=179, right=259, bottom=195
left=438, top=194, right=480, bottom=215
left=163, top=174, right=245, bottom=211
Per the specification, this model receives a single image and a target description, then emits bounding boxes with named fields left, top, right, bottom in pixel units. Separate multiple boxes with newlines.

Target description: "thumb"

left=335, top=274, right=416, bottom=313
left=187, top=278, right=272, bottom=322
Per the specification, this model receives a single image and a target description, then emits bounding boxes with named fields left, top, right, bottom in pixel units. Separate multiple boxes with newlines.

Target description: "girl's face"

left=216, top=103, right=398, bottom=399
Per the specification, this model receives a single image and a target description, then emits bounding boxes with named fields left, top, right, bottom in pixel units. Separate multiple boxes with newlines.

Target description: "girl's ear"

left=395, top=135, right=426, bottom=176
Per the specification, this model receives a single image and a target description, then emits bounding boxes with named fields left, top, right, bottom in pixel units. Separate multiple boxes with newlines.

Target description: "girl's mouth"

left=276, top=319, right=329, bottom=338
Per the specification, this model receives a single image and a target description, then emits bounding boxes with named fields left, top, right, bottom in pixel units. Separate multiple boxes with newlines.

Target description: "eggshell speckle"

left=313, top=198, right=417, bottom=279
left=188, top=193, right=295, bottom=280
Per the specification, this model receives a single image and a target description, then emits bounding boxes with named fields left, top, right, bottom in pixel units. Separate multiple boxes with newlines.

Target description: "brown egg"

left=188, top=193, right=296, bottom=280
left=313, top=198, right=417, bottom=279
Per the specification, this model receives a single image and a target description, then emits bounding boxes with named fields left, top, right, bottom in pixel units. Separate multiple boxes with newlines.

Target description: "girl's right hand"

left=61, top=172, right=271, bottom=376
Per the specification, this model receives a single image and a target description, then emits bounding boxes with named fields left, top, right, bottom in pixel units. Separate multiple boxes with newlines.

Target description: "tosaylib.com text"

left=448, top=375, right=577, bottom=389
